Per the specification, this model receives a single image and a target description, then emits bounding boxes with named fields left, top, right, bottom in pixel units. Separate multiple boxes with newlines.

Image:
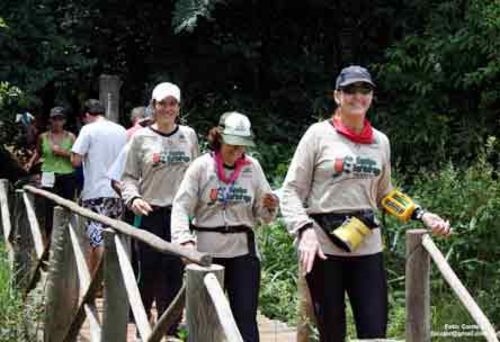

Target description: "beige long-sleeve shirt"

left=280, top=120, right=393, bottom=256
left=171, top=153, right=277, bottom=258
left=121, top=125, right=199, bottom=207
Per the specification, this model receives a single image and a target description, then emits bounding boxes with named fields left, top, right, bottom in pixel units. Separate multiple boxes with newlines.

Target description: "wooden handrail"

left=68, top=222, right=92, bottom=290
left=149, top=284, right=186, bottom=342
left=204, top=273, right=244, bottom=342
left=421, top=234, right=498, bottom=342
left=23, top=185, right=211, bottom=266
left=113, top=233, right=152, bottom=340
left=22, top=191, right=44, bottom=259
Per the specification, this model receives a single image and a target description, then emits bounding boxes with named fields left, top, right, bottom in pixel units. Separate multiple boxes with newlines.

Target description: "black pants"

left=213, top=254, right=261, bottom=342
left=137, top=206, right=183, bottom=334
left=305, top=253, right=388, bottom=342
left=42, top=172, right=76, bottom=237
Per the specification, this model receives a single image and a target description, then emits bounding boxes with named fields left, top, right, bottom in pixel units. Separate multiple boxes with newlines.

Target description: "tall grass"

left=0, top=244, right=25, bottom=341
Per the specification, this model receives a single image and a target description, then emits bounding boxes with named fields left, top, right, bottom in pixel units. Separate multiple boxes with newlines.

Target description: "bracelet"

left=129, top=196, right=142, bottom=207
left=411, top=207, right=426, bottom=221
left=297, top=222, right=313, bottom=237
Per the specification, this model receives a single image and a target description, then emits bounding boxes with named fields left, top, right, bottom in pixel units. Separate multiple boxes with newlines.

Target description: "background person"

left=26, top=106, right=76, bottom=237
left=121, top=82, right=199, bottom=335
left=280, top=65, right=451, bottom=342
left=171, top=112, right=279, bottom=342
left=71, top=99, right=127, bottom=274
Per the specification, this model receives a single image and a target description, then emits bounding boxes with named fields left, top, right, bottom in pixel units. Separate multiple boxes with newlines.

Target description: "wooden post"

left=99, top=74, right=121, bottom=123
left=0, top=179, right=14, bottom=267
left=297, top=266, right=315, bottom=342
left=44, top=206, right=79, bottom=342
left=406, top=229, right=430, bottom=342
left=12, top=189, right=34, bottom=288
left=186, top=264, right=225, bottom=342
left=101, top=230, right=129, bottom=342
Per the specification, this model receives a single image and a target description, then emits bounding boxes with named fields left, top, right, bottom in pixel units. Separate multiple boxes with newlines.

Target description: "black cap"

left=49, top=106, right=65, bottom=118
left=335, top=65, right=375, bottom=89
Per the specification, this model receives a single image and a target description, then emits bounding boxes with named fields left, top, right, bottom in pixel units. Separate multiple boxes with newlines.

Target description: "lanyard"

left=214, top=151, right=248, bottom=207
left=214, top=152, right=249, bottom=226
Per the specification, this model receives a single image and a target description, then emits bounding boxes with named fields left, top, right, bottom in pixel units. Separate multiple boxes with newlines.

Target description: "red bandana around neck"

left=214, top=151, right=250, bottom=184
left=332, top=115, right=374, bottom=144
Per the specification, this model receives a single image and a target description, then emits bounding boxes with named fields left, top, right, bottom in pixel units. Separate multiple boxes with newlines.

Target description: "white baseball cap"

left=151, top=82, right=181, bottom=102
left=218, top=112, right=255, bottom=147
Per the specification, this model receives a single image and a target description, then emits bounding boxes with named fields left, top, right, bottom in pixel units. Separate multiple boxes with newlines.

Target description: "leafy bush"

left=257, top=219, right=298, bottom=323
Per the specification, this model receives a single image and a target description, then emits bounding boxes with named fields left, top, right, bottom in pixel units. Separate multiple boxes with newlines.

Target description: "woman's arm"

left=252, top=159, right=279, bottom=224
left=171, top=160, right=201, bottom=245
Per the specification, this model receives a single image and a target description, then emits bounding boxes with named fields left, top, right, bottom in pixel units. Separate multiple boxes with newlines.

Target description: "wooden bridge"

left=0, top=178, right=498, bottom=341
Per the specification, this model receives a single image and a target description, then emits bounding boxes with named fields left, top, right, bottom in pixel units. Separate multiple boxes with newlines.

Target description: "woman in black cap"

left=27, top=106, right=76, bottom=236
left=280, top=65, right=451, bottom=341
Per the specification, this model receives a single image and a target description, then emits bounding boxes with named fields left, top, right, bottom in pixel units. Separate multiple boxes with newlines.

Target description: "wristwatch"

left=412, top=206, right=426, bottom=221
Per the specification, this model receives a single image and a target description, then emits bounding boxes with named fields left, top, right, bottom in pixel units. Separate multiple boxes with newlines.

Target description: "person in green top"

left=27, top=106, right=76, bottom=237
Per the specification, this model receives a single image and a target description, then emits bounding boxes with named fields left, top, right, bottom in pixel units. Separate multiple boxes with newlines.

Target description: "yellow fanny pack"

left=312, top=211, right=377, bottom=252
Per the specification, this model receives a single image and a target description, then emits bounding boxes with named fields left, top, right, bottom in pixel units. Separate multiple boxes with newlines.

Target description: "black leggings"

left=137, top=206, right=183, bottom=334
left=305, top=252, right=388, bottom=342
left=213, top=254, right=261, bottom=342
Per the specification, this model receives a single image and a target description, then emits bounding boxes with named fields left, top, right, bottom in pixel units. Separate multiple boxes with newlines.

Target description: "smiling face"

left=220, top=144, right=246, bottom=166
left=153, top=96, right=179, bottom=126
left=335, top=82, right=374, bottom=117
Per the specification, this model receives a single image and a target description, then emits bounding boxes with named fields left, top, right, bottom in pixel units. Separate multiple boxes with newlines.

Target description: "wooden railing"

left=406, top=229, right=498, bottom=342
left=0, top=179, right=244, bottom=342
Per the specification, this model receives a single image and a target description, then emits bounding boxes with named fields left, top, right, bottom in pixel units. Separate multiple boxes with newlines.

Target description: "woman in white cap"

left=171, top=112, right=279, bottom=342
left=280, top=65, right=451, bottom=341
left=121, top=82, right=199, bottom=335
left=27, top=106, right=76, bottom=236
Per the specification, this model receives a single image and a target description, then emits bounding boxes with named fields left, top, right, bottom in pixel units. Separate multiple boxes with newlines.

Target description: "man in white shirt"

left=71, top=99, right=127, bottom=274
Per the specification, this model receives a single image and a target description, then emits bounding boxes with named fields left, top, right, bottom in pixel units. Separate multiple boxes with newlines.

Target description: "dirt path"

left=78, top=299, right=296, bottom=341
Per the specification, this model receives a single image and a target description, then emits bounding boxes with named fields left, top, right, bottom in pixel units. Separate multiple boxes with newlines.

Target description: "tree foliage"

left=374, top=0, right=500, bottom=171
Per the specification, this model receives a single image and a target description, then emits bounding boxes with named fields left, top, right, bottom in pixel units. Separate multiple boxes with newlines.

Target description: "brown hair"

left=207, top=126, right=223, bottom=151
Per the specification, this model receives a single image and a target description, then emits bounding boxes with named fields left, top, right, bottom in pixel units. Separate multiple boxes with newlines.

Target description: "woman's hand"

left=262, top=193, right=279, bottom=211
left=421, top=212, right=452, bottom=237
left=51, top=144, right=65, bottom=156
left=181, top=241, right=196, bottom=264
left=130, top=198, right=153, bottom=216
left=298, top=227, right=327, bottom=274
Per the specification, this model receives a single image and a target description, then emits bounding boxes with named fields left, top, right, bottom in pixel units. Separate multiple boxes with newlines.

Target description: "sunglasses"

left=341, top=85, right=374, bottom=95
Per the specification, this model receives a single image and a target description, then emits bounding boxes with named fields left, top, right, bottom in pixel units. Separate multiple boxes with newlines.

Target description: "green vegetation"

left=0, top=245, right=25, bottom=341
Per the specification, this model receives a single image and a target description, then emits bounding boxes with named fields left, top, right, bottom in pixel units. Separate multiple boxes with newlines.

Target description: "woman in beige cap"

left=171, top=112, right=279, bottom=342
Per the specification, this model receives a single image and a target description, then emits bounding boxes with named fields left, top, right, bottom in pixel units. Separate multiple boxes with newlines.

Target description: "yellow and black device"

left=330, top=216, right=374, bottom=252
left=381, top=189, right=420, bottom=223
left=312, top=211, right=378, bottom=252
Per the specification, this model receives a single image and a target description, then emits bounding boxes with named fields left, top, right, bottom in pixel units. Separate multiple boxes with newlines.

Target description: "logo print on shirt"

left=207, top=186, right=252, bottom=206
left=332, top=155, right=381, bottom=179
left=151, top=150, right=191, bottom=167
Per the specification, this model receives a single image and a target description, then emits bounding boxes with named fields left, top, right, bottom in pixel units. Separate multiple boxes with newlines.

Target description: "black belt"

left=190, top=224, right=256, bottom=256
left=310, top=210, right=378, bottom=246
